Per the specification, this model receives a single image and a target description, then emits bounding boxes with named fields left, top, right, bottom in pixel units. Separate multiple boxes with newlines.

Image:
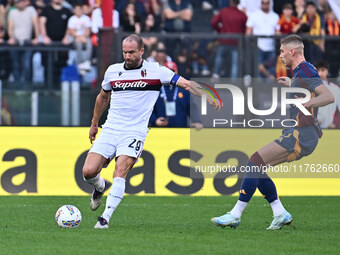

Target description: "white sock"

left=102, top=177, right=126, bottom=223
left=229, top=200, right=248, bottom=219
left=84, top=174, right=105, bottom=192
left=270, top=199, right=286, bottom=217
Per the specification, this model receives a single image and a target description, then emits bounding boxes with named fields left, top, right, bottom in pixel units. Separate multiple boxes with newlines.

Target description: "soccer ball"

left=55, top=205, right=82, bottom=228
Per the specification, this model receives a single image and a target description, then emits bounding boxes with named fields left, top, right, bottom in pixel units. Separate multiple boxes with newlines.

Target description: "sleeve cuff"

left=170, top=74, right=180, bottom=86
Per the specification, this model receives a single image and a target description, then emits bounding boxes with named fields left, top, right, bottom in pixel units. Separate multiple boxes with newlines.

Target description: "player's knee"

left=82, top=164, right=98, bottom=179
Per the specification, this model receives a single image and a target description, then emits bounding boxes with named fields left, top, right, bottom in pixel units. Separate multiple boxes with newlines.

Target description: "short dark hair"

left=73, top=3, right=83, bottom=8
left=156, top=48, right=167, bottom=54
left=314, top=59, right=330, bottom=70
left=282, top=3, right=293, bottom=10
left=306, top=1, right=316, bottom=7
left=123, top=34, right=144, bottom=50
left=230, top=0, right=240, bottom=6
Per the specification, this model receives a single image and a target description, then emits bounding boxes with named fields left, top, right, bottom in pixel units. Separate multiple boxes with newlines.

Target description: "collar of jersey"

left=123, top=60, right=144, bottom=70
left=294, top=60, right=307, bottom=73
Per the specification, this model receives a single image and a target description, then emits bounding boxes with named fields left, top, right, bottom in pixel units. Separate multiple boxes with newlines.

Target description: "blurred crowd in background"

left=0, top=0, right=340, bottom=128
left=1, top=0, right=340, bottom=81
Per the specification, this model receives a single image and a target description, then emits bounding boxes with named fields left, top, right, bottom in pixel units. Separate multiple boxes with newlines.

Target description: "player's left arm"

left=303, top=84, right=334, bottom=108
left=176, top=77, right=222, bottom=111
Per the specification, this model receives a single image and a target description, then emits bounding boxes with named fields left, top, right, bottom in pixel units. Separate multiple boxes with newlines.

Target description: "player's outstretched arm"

left=176, top=77, right=223, bottom=111
left=302, top=84, right=334, bottom=108
left=89, top=89, right=111, bottom=143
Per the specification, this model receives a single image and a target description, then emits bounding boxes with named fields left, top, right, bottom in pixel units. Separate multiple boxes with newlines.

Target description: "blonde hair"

left=281, top=34, right=304, bottom=53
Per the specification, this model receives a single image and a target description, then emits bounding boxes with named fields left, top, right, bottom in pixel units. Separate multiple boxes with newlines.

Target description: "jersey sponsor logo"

left=110, top=79, right=162, bottom=91
left=113, top=80, right=148, bottom=89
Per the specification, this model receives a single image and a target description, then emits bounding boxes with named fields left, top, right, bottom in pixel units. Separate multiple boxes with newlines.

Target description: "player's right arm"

left=89, top=89, right=111, bottom=143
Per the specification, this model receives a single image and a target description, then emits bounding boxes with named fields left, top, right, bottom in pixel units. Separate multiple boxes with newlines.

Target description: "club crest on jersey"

left=141, top=69, right=147, bottom=77
left=118, top=71, right=122, bottom=76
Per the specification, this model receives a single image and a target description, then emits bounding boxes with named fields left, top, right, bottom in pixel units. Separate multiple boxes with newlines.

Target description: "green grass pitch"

left=0, top=196, right=339, bottom=255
